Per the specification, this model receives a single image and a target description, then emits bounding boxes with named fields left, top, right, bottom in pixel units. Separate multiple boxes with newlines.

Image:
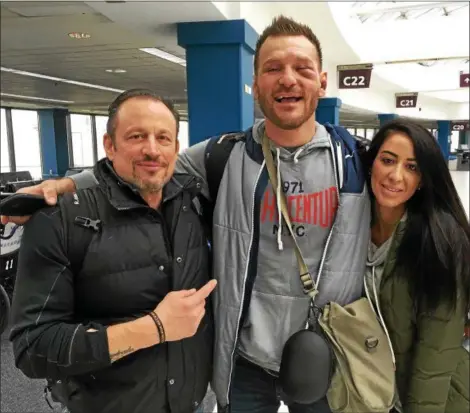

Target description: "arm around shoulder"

left=68, top=169, right=99, bottom=191
left=8, top=207, right=111, bottom=379
left=9, top=203, right=162, bottom=379
left=176, top=140, right=211, bottom=200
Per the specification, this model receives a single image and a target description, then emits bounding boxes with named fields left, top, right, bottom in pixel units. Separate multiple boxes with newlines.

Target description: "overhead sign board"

left=395, top=92, right=418, bottom=108
left=337, top=64, right=373, bottom=89
left=451, top=120, right=470, bottom=131
left=460, top=72, right=469, bottom=88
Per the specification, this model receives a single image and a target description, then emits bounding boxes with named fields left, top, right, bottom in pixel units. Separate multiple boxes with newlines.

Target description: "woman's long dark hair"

left=363, top=118, right=470, bottom=313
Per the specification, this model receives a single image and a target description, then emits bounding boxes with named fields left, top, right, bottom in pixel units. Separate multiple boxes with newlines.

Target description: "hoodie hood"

left=252, top=119, right=331, bottom=163
left=367, top=212, right=408, bottom=267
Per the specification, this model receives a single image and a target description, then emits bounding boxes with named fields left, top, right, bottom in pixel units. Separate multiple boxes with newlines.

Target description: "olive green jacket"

left=379, top=225, right=469, bottom=413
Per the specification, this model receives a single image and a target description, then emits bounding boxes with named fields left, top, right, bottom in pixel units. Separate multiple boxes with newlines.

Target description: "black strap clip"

left=74, top=216, right=101, bottom=232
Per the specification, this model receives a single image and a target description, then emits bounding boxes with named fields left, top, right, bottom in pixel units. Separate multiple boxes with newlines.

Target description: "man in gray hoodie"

left=2, top=15, right=370, bottom=413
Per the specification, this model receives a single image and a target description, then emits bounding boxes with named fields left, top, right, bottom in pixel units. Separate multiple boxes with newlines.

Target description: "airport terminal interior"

left=0, top=1, right=469, bottom=412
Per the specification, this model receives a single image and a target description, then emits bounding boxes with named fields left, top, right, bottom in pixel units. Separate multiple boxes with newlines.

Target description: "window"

left=11, top=109, right=42, bottom=179
left=1, top=109, right=10, bottom=173
left=365, top=128, right=375, bottom=141
left=346, top=128, right=356, bottom=136
left=179, top=121, right=189, bottom=152
left=95, top=116, right=108, bottom=161
left=70, top=114, right=94, bottom=167
left=450, top=130, right=460, bottom=152
left=356, top=128, right=365, bottom=138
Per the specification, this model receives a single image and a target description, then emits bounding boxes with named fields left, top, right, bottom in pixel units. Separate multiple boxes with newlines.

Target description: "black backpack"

left=203, top=132, right=246, bottom=203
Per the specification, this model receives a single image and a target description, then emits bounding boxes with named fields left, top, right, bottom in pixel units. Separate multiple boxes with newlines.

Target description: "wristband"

left=149, top=311, right=166, bottom=344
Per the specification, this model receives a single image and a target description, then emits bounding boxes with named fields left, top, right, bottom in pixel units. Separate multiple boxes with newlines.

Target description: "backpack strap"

left=204, top=132, right=245, bottom=203
left=324, top=124, right=366, bottom=195
left=59, top=190, right=102, bottom=275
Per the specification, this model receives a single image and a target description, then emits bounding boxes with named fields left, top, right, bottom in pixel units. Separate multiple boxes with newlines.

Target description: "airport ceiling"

left=0, top=2, right=189, bottom=115
left=0, top=1, right=437, bottom=129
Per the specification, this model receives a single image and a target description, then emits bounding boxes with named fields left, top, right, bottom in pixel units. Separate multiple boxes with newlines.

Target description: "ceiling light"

left=139, top=48, right=186, bottom=67
left=68, top=32, right=91, bottom=39
left=105, top=68, right=127, bottom=73
left=0, top=93, right=75, bottom=104
left=1, top=67, right=124, bottom=93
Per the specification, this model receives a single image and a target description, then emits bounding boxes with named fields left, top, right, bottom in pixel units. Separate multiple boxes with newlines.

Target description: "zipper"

left=225, top=160, right=266, bottom=405
left=335, top=141, right=344, bottom=190
left=328, top=135, right=342, bottom=206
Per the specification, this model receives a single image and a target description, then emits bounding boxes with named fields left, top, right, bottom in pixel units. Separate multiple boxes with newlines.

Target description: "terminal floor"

left=1, top=171, right=468, bottom=413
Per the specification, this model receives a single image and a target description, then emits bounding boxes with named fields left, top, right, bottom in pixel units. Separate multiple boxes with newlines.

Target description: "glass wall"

left=1, top=109, right=10, bottom=173
left=365, top=128, right=375, bottom=141
left=11, top=109, right=42, bottom=179
left=344, top=127, right=378, bottom=140
left=179, top=121, right=189, bottom=152
left=70, top=114, right=94, bottom=167
left=95, top=115, right=108, bottom=161
left=450, top=130, right=460, bottom=152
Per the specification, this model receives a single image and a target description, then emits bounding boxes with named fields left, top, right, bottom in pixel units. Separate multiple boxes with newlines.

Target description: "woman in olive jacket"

left=362, top=119, right=469, bottom=413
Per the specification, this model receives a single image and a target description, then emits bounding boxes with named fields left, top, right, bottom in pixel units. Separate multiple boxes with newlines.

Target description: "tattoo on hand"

left=110, top=346, right=135, bottom=362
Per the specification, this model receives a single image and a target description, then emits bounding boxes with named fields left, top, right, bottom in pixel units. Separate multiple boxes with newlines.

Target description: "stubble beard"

left=258, top=94, right=316, bottom=130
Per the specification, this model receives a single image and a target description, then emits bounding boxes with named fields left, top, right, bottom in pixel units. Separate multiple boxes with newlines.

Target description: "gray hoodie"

left=238, top=121, right=337, bottom=372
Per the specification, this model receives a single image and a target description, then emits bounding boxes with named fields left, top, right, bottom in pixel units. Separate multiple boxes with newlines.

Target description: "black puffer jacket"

left=9, top=159, right=213, bottom=413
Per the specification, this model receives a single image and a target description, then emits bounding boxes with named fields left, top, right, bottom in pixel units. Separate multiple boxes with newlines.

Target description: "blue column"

left=378, top=113, right=398, bottom=126
left=37, top=109, right=70, bottom=178
left=177, top=19, right=257, bottom=145
left=437, top=120, right=451, bottom=161
left=316, top=97, right=341, bottom=126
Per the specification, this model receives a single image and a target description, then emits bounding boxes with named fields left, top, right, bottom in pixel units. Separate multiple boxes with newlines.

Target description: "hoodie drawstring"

left=364, top=267, right=396, bottom=367
left=275, top=146, right=304, bottom=250
left=276, top=148, right=283, bottom=250
left=293, top=148, right=303, bottom=163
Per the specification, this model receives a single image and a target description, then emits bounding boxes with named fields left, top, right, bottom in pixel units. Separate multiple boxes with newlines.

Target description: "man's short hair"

left=254, top=15, right=323, bottom=73
left=106, top=88, right=180, bottom=141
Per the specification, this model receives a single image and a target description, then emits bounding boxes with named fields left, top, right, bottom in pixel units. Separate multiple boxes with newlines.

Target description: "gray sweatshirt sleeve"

left=69, top=170, right=99, bottom=190
left=176, top=139, right=211, bottom=200
left=69, top=140, right=211, bottom=198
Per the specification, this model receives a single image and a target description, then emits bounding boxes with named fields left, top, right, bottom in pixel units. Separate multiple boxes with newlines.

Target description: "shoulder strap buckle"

left=74, top=216, right=101, bottom=232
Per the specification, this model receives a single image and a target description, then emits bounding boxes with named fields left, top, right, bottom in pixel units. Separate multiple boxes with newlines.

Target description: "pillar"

left=316, top=97, right=341, bottom=126
left=437, top=120, right=451, bottom=161
left=177, top=20, right=258, bottom=146
left=378, top=113, right=398, bottom=126
left=37, top=109, right=70, bottom=178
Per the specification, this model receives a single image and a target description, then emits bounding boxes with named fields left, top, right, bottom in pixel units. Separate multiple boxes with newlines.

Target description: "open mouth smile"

left=382, top=184, right=402, bottom=193
left=274, top=96, right=302, bottom=103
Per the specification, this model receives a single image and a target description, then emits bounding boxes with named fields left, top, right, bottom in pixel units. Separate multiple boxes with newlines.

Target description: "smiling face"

left=104, top=96, right=179, bottom=196
left=371, top=132, right=421, bottom=211
left=253, top=35, right=326, bottom=130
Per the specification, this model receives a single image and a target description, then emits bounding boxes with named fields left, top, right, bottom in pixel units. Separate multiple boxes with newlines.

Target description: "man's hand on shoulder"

left=0, top=177, right=76, bottom=225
